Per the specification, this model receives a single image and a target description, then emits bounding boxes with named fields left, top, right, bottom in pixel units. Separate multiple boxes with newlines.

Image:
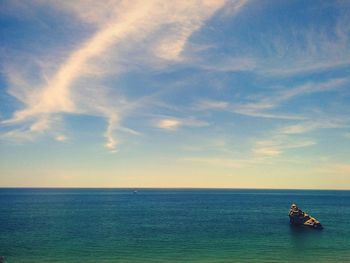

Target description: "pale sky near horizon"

left=1, top=0, right=350, bottom=189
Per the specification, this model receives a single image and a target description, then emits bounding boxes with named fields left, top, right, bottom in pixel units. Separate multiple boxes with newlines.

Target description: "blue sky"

left=1, top=0, right=350, bottom=188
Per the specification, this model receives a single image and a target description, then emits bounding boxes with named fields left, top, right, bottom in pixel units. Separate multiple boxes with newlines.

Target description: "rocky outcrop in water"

left=289, top=204, right=323, bottom=229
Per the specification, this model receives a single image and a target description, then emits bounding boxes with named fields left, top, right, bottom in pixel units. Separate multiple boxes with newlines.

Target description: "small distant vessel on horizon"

left=289, top=203, right=323, bottom=229
left=133, top=190, right=138, bottom=194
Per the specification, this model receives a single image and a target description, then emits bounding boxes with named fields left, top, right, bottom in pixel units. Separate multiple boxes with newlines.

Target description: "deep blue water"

left=0, top=188, right=350, bottom=262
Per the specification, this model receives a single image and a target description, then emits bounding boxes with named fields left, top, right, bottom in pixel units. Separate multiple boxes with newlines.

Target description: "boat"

left=288, top=203, right=323, bottom=229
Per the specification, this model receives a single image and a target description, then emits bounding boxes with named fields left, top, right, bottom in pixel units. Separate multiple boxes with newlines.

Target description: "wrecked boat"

left=289, top=203, right=323, bottom=229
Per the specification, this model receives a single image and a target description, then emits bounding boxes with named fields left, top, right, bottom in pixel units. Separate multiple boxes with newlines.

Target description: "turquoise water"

left=0, top=189, right=350, bottom=262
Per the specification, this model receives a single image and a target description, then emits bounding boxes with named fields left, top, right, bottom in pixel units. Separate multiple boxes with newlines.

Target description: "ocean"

left=0, top=188, right=349, bottom=262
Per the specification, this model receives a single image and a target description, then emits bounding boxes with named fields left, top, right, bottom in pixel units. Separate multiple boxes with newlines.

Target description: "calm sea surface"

left=0, top=188, right=349, bottom=262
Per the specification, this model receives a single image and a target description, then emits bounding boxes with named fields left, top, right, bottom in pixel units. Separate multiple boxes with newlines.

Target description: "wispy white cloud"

left=253, top=146, right=282, bottom=158
left=180, top=135, right=316, bottom=169
left=0, top=129, right=34, bottom=142
left=2, top=0, right=248, bottom=150
left=195, top=77, right=347, bottom=120
left=262, top=60, right=350, bottom=77
left=157, top=119, right=181, bottom=130
left=251, top=112, right=349, bottom=159
left=275, top=78, right=347, bottom=101
left=193, top=1, right=350, bottom=78
left=199, top=57, right=256, bottom=72
left=196, top=99, right=301, bottom=120
left=260, top=17, right=350, bottom=77
left=279, top=119, right=348, bottom=135
left=55, top=134, right=67, bottom=142
left=156, top=117, right=209, bottom=131
left=253, top=137, right=316, bottom=158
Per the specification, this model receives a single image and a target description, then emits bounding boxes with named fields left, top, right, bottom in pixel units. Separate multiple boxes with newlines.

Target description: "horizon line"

left=0, top=187, right=349, bottom=191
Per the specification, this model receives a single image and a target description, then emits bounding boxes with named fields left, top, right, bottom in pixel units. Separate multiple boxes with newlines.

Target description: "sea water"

left=0, top=188, right=349, bottom=262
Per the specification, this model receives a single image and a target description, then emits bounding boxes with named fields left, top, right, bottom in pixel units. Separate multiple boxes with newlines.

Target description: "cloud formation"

left=196, top=77, right=348, bottom=120
left=2, top=0, right=246, bottom=150
left=157, top=117, right=209, bottom=131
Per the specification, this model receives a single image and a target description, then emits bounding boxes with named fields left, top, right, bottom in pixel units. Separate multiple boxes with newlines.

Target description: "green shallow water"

left=1, top=189, right=350, bottom=262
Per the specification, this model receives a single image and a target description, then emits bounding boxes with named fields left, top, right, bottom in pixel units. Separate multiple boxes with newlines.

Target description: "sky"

left=0, top=0, right=350, bottom=189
